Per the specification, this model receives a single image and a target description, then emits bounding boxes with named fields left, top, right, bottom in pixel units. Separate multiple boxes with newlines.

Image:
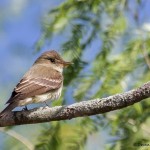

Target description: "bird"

left=0, top=50, right=72, bottom=118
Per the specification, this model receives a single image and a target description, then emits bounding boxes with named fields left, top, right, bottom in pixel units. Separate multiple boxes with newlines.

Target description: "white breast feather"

left=18, top=86, right=62, bottom=106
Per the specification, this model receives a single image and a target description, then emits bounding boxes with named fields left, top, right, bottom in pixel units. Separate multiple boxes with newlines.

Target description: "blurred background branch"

left=0, top=128, right=34, bottom=150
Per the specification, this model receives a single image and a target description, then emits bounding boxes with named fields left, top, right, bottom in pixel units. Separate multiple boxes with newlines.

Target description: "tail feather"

left=0, top=103, right=16, bottom=118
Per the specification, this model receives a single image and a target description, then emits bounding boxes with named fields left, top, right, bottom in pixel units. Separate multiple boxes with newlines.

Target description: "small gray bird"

left=0, top=50, right=72, bottom=117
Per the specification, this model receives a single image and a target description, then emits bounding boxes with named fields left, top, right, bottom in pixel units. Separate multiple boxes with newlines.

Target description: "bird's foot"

left=44, top=101, right=49, bottom=107
left=42, top=101, right=50, bottom=110
left=22, top=106, right=28, bottom=111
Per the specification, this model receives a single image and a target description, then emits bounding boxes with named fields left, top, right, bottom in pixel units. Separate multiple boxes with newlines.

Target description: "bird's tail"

left=0, top=103, right=16, bottom=118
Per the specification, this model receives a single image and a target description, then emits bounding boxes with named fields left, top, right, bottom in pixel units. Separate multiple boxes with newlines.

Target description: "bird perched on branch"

left=0, top=50, right=72, bottom=118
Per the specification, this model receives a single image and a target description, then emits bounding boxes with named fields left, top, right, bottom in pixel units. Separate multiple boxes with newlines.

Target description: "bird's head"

left=34, top=50, right=72, bottom=72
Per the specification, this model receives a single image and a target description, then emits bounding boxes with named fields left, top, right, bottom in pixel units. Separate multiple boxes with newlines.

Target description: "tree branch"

left=0, top=82, right=150, bottom=127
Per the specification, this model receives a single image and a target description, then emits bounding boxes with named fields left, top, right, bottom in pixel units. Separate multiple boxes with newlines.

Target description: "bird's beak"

left=63, top=61, right=73, bottom=67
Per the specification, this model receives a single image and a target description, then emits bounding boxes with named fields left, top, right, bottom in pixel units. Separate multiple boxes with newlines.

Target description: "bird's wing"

left=6, top=65, right=63, bottom=104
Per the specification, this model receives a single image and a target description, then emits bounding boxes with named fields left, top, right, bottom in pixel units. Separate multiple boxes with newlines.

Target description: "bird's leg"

left=22, top=106, right=28, bottom=111
left=25, top=105, right=28, bottom=110
left=44, top=101, right=49, bottom=107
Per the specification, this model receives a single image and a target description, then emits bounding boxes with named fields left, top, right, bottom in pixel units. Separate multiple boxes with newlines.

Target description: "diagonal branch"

left=0, top=82, right=150, bottom=127
left=0, top=127, right=34, bottom=150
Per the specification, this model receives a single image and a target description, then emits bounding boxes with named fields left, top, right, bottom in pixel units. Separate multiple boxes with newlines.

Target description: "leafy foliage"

left=35, top=119, right=98, bottom=150
left=34, top=0, right=150, bottom=149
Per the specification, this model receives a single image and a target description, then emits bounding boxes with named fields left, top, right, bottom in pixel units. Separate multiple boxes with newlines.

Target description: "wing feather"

left=7, top=65, right=63, bottom=104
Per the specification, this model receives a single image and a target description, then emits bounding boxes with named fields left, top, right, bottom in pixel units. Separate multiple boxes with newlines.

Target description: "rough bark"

left=0, top=82, right=150, bottom=127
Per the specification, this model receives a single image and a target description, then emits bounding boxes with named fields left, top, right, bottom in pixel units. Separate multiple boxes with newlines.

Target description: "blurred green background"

left=0, top=0, right=150, bottom=150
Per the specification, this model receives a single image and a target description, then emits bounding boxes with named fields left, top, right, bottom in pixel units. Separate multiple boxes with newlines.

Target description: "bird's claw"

left=22, top=106, right=28, bottom=111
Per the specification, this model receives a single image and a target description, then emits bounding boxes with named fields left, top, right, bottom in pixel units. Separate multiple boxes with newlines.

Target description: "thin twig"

left=0, top=128, right=34, bottom=150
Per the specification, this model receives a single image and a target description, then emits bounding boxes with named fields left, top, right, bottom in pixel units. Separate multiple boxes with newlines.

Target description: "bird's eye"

left=49, top=58, right=55, bottom=63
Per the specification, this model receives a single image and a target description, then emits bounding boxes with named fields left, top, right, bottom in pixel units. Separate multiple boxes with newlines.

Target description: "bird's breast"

left=33, top=86, right=63, bottom=103
left=17, top=86, right=63, bottom=106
